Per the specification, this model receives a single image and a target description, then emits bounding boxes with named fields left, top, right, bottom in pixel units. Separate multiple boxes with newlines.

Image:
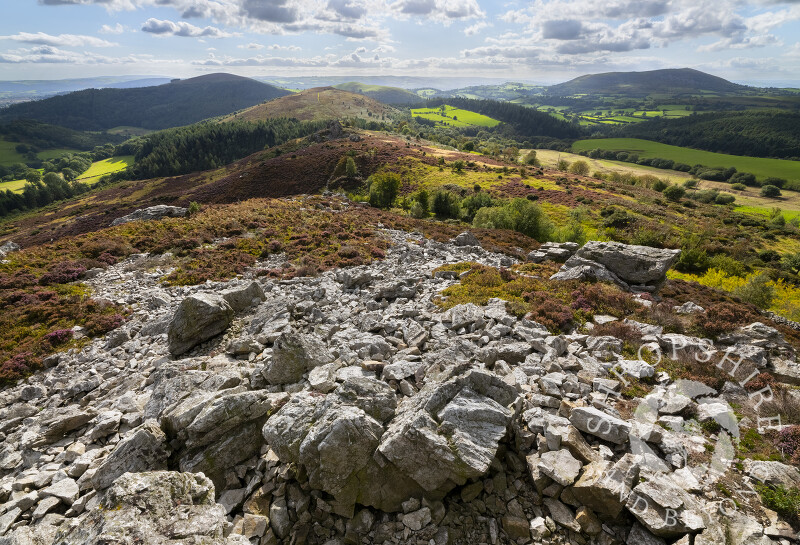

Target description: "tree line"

left=615, top=111, right=800, bottom=160
left=127, top=118, right=329, bottom=179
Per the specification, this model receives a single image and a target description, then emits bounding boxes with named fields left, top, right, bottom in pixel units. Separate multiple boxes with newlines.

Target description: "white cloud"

left=464, top=20, right=491, bottom=36
left=141, top=18, right=236, bottom=38
left=99, top=23, right=126, bottom=34
left=0, top=32, right=117, bottom=48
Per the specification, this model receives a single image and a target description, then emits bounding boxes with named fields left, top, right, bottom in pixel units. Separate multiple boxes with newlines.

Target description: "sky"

left=2, top=0, right=800, bottom=85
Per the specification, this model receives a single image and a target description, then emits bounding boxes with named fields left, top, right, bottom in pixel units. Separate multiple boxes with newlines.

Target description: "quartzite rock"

left=110, top=205, right=188, bottom=226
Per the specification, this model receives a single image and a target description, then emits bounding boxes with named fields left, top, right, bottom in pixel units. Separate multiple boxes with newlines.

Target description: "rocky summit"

left=0, top=227, right=799, bottom=545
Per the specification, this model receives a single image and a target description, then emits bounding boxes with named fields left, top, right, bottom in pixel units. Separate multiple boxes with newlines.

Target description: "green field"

left=411, top=105, right=500, bottom=128
left=37, top=148, right=80, bottom=161
left=0, top=178, right=28, bottom=193
left=75, top=156, right=134, bottom=184
left=573, top=138, right=800, bottom=182
left=0, top=156, right=133, bottom=194
left=0, top=140, right=28, bottom=166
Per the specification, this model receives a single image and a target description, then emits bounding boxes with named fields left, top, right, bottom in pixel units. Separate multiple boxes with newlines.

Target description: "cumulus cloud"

left=0, top=44, right=166, bottom=64
left=0, top=31, right=117, bottom=47
left=464, top=20, right=491, bottom=36
left=141, top=18, right=235, bottom=37
left=392, top=0, right=484, bottom=21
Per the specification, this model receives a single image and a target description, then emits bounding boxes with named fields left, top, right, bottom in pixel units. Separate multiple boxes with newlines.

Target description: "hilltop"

left=547, top=68, right=747, bottom=96
left=221, top=87, right=396, bottom=123
left=334, top=82, right=422, bottom=105
left=0, top=73, right=290, bottom=131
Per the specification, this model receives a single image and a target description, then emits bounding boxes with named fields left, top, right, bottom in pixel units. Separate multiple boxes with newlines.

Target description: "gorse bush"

left=733, top=273, right=775, bottom=309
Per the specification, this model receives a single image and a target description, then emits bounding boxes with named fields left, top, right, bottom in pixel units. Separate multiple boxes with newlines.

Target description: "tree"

left=452, top=160, right=465, bottom=173
left=25, top=170, right=42, bottom=184
left=761, top=185, right=782, bottom=198
left=663, top=185, right=685, bottom=202
left=463, top=141, right=474, bottom=152
left=368, top=172, right=401, bottom=209
left=523, top=150, right=539, bottom=166
left=345, top=157, right=358, bottom=178
left=568, top=160, right=589, bottom=176
left=432, top=190, right=461, bottom=219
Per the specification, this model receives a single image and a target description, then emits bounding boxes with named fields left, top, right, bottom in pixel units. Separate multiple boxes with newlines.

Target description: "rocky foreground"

left=1, top=227, right=799, bottom=545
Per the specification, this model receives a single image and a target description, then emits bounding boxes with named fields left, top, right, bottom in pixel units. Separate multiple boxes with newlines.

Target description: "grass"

left=411, top=105, right=501, bottom=128
left=573, top=138, right=800, bottom=183
left=75, top=156, right=134, bottom=185
left=0, top=178, right=29, bottom=193
left=533, top=149, right=693, bottom=184
left=0, top=140, right=28, bottom=166
left=37, top=148, right=80, bottom=161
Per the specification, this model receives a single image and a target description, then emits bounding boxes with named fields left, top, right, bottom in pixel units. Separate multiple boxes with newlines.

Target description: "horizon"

left=3, top=1, right=800, bottom=87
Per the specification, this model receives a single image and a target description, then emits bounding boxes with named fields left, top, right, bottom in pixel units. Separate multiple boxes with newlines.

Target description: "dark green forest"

left=424, top=97, right=584, bottom=141
left=616, top=111, right=800, bottom=159
left=128, top=118, right=328, bottom=179
left=0, top=74, right=290, bottom=131
left=0, top=119, right=125, bottom=151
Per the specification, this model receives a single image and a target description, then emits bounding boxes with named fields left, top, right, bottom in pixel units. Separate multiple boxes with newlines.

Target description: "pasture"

left=573, top=138, right=800, bottom=182
left=411, top=105, right=500, bottom=128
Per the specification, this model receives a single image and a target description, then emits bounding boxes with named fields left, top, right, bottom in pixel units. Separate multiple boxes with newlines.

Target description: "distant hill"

left=0, top=73, right=290, bottom=131
left=222, top=87, right=395, bottom=123
left=333, top=82, right=422, bottom=105
left=546, top=68, right=747, bottom=97
left=432, top=82, right=545, bottom=101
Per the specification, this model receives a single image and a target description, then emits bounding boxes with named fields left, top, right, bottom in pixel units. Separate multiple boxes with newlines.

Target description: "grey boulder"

left=261, top=331, right=334, bottom=385
left=168, top=294, right=234, bottom=356
left=111, top=205, right=188, bottom=226
left=55, top=472, right=247, bottom=544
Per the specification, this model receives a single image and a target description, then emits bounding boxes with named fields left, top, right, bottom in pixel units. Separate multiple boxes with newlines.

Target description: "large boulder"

left=91, top=420, right=169, bottom=490
left=260, top=331, right=334, bottom=385
left=111, top=205, right=188, bottom=226
left=263, top=369, right=519, bottom=513
left=552, top=241, right=680, bottom=292
left=168, top=294, right=234, bottom=356
left=54, top=472, right=248, bottom=544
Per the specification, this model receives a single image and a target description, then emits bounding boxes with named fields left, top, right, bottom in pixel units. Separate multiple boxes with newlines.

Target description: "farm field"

left=532, top=149, right=695, bottom=184
left=0, top=156, right=133, bottom=194
left=75, top=156, right=134, bottom=184
left=573, top=138, right=800, bottom=182
left=37, top=148, right=79, bottom=161
left=411, top=105, right=500, bottom=128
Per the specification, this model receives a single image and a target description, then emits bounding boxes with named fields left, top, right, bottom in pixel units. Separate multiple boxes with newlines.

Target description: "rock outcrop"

left=552, top=241, right=681, bottom=292
left=0, top=227, right=796, bottom=545
left=111, top=205, right=188, bottom=226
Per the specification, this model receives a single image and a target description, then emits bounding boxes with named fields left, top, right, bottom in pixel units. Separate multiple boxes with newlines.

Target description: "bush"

left=764, top=177, right=787, bottom=188
left=409, top=201, right=426, bottom=219
left=663, top=185, right=686, bottom=202
left=345, top=156, right=358, bottom=178
left=431, top=190, right=461, bottom=219
left=568, top=160, right=589, bottom=176
left=188, top=201, right=202, bottom=216
left=556, top=159, right=569, bottom=171
left=708, top=254, right=746, bottom=277
left=761, top=185, right=782, bottom=198
left=368, top=172, right=401, bottom=209
left=473, top=198, right=554, bottom=241
left=675, top=247, right=709, bottom=273
left=733, top=273, right=774, bottom=309
left=757, top=484, right=800, bottom=527
left=460, top=192, right=494, bottom=222
left=683, top=179, right=698, bottom=189
left=729, top=172, right=756, bottom=186
left=652, top=180, right=669, bottom=192
left=731, top=183, right=747, bottom=191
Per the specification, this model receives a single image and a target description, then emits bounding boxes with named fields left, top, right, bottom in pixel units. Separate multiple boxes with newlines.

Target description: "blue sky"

left=2, top=0, right=800, bottom=85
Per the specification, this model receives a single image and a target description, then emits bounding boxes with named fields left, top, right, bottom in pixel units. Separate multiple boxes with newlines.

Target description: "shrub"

left=652, top=180, right=669, bottom=192
left=756, top=484, right=800, bottom=527
left=460, top=192, right=494, bottom=222
left=409, top=201, right=426, bottom=219
left=452, top=160, right=465, bottom=173
left=39, top=261, right=87, bottom=285
left=761, top=185, right=782, bottom=198
left=432, top=190, right=461, bottom=219
left=708, top=254, right=746, bottom=277
left=776, top=426, right=800, bottom=465
left=474, top=199, right=554, bottom=241
left=188, top=201, right=202, bottom=215
left=675, top=247, right=709, bottom=273
left=556, top=159, right=569, bottom=171
left=731, top=183, right=747, bottom=191
left=714, top=193, right=735, bottom=205
left=568, top=160, right=589, bottom=176
left=345, top=156, right=358, bottom=178
left=733, top=273, right=775, bottom=309
left=368, top=172, right=401, bottom=209
left=523, top=151, right=539, bottom=166
left=663, top=185, right=685, bottom=202
left=764, top=177, right=787, bottom=188
left=729, top=172, right=757, bottom=186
